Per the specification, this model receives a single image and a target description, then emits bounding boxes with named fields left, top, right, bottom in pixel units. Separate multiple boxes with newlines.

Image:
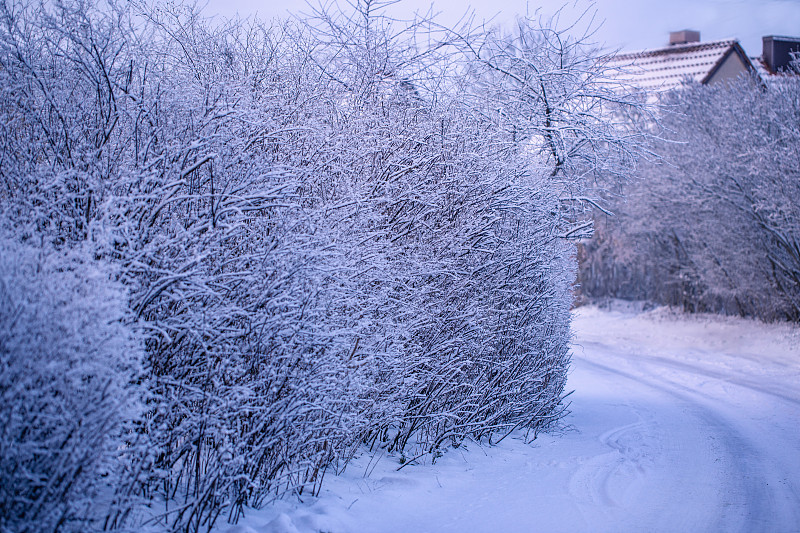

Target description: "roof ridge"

left=615, top=39, right=738, bottom=60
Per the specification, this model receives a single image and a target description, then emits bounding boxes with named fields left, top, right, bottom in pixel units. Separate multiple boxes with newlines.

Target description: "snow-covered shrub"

left=292, top=4, right=652, bottom=457
left=0, top=239, right=142, bottom=533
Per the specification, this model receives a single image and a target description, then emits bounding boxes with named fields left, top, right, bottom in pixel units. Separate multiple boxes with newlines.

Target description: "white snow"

left=224, top=301, right=800, bottom=533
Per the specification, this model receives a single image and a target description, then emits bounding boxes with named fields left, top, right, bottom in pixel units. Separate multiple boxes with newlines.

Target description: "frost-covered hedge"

left=0, top=1, right=645, bottom=530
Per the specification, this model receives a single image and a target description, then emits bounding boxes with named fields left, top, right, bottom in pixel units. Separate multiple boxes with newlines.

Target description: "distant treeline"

left=580, top=76, right=800, bottom=322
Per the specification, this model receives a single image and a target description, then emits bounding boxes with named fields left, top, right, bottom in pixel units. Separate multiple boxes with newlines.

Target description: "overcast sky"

left=200, top=0, right=800, bottom=56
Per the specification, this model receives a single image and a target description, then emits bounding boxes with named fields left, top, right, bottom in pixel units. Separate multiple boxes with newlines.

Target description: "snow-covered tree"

left=463, top=12, right=652, bottom=239
left=580, top=74, right=800, bottom=321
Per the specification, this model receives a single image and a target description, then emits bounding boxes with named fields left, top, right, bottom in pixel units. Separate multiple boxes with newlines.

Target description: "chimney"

left=762, top=35, right=800, bottom=72
left=669, top=30, right=700, bottom=46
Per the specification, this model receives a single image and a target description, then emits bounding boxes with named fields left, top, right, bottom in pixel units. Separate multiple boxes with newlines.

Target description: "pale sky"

left=199, top=0, right=800, bottom=56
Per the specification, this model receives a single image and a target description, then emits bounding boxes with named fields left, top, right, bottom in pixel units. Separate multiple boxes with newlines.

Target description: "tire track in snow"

left=568, top=419, right=654, bottom=509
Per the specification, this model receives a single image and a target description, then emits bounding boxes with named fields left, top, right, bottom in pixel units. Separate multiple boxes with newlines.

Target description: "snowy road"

left=228, top=303, right=800, bottom=533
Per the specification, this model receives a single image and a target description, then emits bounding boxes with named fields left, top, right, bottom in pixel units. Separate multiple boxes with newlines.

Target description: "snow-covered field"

left=225, top=302, right=800, bottom=533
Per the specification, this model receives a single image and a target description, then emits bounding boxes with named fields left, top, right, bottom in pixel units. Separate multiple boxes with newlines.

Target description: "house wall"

left=708, top=51, right=750, bottom=84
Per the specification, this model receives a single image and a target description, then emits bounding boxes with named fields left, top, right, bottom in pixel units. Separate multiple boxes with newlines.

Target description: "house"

left=608, top=30, right=800, bottom=92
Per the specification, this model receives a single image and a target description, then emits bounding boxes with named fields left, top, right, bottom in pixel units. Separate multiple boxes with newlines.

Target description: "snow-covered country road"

left=227, top=303, right=800, bottom=533
left=566, top=304, right=800, bottom=532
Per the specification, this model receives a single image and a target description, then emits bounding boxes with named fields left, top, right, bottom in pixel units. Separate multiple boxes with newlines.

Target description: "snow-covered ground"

left=225, top=302, right=800, bottom=533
